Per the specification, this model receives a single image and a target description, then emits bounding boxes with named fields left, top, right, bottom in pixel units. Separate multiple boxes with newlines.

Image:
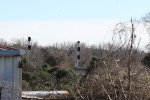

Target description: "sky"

left=0, top=0, right=150, bottom=49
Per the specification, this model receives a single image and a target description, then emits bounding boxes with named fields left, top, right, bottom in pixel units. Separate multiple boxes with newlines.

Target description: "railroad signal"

left=27, top=37, right=32, bottom=65
left=77, top=47, right=80, bottom=51
left=28, top=37, right=31, bottom=42
left=27, top=37, right=31, bottom=50
left=77, top=55, right=80, bottom=60
left=76, top=41, right=80, bottom=67
left=28, top=45, right=31, bottom=50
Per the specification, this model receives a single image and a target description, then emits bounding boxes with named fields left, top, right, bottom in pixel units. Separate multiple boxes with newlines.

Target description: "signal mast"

left=73, top=41, right=86, bottom=75
left=27, top=37, right=31, bottom=64
left=75, top=41, right=80, bottom=67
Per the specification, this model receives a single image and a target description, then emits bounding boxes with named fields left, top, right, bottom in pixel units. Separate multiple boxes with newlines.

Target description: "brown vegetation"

left=1, top=17, right=150, bottom=99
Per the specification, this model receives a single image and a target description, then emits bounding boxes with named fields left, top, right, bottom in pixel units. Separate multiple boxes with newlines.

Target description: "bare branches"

left=126, top=18, right=135, bottom=100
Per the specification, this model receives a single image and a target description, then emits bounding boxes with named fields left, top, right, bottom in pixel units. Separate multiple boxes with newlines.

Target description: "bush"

left=141, top=53, right=150, bottom=68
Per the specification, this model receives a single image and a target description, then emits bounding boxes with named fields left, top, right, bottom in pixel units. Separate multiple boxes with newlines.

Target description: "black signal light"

left=77, top=41, right=80, bottom=44
left=28, top=37, right=31, bottom=42
left=77, top=55, right=80, bottom=60
left=77, top=47, right=80, bottom=51
left=28, top=45, right=31, bottom=50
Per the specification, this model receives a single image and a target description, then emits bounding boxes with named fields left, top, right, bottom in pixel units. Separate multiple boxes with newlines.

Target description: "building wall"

left=0, top=56, right=22, bottom=100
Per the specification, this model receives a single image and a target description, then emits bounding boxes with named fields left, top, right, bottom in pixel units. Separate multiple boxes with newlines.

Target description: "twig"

left=101, top=84, right=113, bottom=100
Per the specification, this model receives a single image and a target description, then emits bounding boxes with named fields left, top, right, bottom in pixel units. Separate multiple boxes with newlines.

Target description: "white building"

left=0, top=46, right=26, bottom=100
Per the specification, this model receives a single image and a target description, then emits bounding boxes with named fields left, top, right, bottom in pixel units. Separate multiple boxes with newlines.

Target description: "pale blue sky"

left=0, top=0, right=149, bottom=49
left=0, top=0, right=149, bottom=21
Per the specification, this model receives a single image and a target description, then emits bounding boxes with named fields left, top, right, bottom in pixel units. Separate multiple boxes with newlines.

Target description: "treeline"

left=1, top=37, right=150, bottom=99
left=1, top=14, right=150, bottom=99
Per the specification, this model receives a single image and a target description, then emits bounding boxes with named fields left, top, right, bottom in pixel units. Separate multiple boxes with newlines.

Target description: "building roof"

left=0, top=45, right=26, bottom=56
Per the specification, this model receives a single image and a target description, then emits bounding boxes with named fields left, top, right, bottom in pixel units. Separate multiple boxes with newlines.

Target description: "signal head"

left=28, top=45, right=31, bottom=50
left=77, top=47, right=80, bottom=51
left=28, top=37, right=31, bottom=42
left=77, top=55, right=80, bottom=60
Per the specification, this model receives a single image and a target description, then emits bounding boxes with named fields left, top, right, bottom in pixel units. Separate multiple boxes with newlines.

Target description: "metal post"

left=27, top=37, right=31, bottom=64
left=76, top=41, right=80, bottom=67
